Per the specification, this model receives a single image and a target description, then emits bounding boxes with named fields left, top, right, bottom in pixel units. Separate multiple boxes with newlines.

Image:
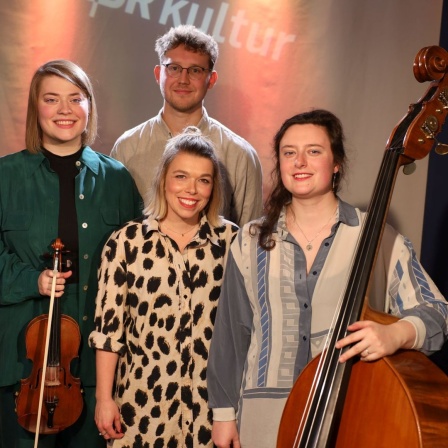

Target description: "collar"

left=142, top=213, right=224, bottom=248
left=23, top=146, right=100, bottom=175
left=156, top=107, right=209, bottom=137
left=276, top=198, right=360, bottom=241
left=78, top=146, right=100, bottom=174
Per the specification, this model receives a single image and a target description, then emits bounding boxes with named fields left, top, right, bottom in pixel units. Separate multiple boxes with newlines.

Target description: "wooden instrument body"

left=15, top=239, right=84, bottom=436
left=16, top=313, right=83, bottom=434
left=277, top=307, right=448, bottom=447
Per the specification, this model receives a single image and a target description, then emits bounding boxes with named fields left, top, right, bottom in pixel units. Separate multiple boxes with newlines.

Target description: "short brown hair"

left=25, top=59, right=98, bottom=153
left=155, top=25, right=219, bottom=69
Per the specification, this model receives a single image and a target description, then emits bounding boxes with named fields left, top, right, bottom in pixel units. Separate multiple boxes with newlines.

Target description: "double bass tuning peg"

left=435, top=141, right=448, bottom=155
left=403, top=162, right=416, bottom=175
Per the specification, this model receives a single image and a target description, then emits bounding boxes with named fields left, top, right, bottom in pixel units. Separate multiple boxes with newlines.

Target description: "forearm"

left=95, top=349, right=119, bottom=401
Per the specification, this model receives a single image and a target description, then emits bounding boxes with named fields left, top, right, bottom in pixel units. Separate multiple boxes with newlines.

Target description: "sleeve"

left=233, top=145, right=263, bottom=226
left=207, top=240, right=253, bottom=420
left=375, top=224, right=448, bottom=354
left=88, top=228, right=128, bottom=356
left=0, top=246, right=41, bottom=305
left=110, top=134, right=126, bottom=164
left=110, top=127, right=139, bottom=167
left=0, top=162, right=42, bottom=304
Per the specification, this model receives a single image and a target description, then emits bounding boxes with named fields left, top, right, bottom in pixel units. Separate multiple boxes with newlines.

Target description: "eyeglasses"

left=161, top=63, right=211, bottom=80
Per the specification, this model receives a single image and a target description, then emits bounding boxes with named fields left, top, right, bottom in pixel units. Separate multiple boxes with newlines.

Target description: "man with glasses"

left=111, top=24, right=263, bottom=226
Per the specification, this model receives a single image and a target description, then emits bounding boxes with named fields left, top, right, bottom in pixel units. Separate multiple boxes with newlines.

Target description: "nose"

left=178, top=67, right=190, bottom=83
left=58, top=99, right=72, bottom=114
left=294, top=153, right=307, bottom=168
left=185, top=179, right=197, bottom=194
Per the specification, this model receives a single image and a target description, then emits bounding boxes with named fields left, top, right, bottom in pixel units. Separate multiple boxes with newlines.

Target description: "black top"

left=43, top=147, right=82, bottom=283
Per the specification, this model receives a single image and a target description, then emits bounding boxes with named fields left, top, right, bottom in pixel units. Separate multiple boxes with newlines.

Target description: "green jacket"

left=0, top=147, right=142, bottom=387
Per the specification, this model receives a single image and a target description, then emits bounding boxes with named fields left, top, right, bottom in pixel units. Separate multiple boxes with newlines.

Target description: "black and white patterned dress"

left=89, top=214, right=238, bottom=447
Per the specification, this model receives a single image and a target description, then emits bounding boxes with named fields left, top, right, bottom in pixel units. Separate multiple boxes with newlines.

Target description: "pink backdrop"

left=0, top=0, right=443, bottom=252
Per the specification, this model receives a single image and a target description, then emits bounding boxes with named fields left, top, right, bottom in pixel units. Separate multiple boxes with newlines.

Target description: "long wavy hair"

left=253, top=109, right=348, bottom=250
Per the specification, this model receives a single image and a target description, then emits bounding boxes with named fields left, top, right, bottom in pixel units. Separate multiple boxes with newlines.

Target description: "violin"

left=277, top=46, right=448, bottom=447
left=15, top=238, right=83, bottom=445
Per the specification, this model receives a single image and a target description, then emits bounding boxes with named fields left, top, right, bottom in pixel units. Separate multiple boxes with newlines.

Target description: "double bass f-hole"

left=15, top=238, right=83, bottom=447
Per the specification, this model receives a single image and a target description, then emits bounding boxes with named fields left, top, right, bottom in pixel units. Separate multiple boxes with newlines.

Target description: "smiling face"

left=164, top=152, right=214, bottom=225
left=154, top=45, right=217, bottom=115
left=37, top=75, right=89, bottom=155
left=279, top=124, right=339, bottom=200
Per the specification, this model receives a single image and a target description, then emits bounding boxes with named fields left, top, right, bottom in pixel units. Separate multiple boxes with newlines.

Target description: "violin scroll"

left=52, top=237, right=64, bottom=253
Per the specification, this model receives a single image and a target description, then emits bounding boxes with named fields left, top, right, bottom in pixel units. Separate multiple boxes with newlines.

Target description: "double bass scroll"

left=277, top=46, right=448, bottom=448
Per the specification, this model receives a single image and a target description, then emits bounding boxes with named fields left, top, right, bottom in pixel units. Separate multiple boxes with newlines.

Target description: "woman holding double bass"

left=0, top=60, right=141, bottom=447
left=207, top=107, right=448, bottom=448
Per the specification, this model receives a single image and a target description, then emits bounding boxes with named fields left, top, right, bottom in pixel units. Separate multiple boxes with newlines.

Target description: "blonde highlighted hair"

left=144, top=126, right=223, bottom=227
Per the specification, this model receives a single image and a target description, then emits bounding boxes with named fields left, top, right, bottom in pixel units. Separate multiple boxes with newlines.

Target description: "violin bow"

left=33, top=239, right=63, bottom=447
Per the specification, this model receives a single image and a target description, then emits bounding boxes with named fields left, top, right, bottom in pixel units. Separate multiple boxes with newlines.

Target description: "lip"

left=54, top=120, right=76, bottom=127
left=178, top=197, right=199, bottom=208
left=173, top=89, right=193, bottom=95
left=293, top=173, right=312, bottom=179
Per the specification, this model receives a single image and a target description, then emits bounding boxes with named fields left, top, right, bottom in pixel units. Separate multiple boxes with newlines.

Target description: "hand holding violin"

left=38, top=269, right=72, bottom=297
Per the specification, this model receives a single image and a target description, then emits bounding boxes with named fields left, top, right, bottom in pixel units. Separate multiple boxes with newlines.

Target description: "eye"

left=190, top=66, right=203, bottom=75
left=199, top=178, right=211, bottom=184
left=71, top=97, right=83, bottom=104
left=44, top=97, right=58, bottom=104
left=282, top=149, right=295, bottom=157
left=169, top=64, right=181, bottom=73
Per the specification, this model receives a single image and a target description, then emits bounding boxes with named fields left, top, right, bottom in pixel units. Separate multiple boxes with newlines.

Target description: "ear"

left=333, top=164, right=339, bottom=174
left=207, top=71, right=218, bottom=90
left=154, top=65, right=161, bottom=84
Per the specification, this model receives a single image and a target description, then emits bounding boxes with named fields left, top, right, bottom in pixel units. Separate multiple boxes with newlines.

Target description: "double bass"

left=277, top=46, right=448, bottom=447
left=15, top=238, right=84, bottom=446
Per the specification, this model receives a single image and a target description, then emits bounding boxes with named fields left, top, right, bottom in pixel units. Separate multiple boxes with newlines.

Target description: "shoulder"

left=115, top=117, right=157, bottom=144
left=0, top=150, right=43, bottom=181
left=108, top=215, right=146, bottom=243
left=231, top=219, right=262, bottom=248
left=210, top=217, right=239, bottom=237
left=220, top=217, right=240, bottom=234
left=91, top=150, right=127, bottom=169
left=84, top=147, right=127, bottom=171
left=0, top=149, right=32, bottom=167
left=203, top=114, right=258, bottom=156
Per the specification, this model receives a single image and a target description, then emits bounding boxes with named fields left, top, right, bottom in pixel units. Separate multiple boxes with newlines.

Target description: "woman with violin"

left=0, top=60, right=141, bottom=447
left=207, top=109, right=448, bottom=448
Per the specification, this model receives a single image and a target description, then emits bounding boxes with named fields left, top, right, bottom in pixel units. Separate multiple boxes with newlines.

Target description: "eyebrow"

left=41, top=92, right=84, bottom=97
left=172, top=169, right=213, bottom=177
left=281, top=143, right=324, bottom=150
